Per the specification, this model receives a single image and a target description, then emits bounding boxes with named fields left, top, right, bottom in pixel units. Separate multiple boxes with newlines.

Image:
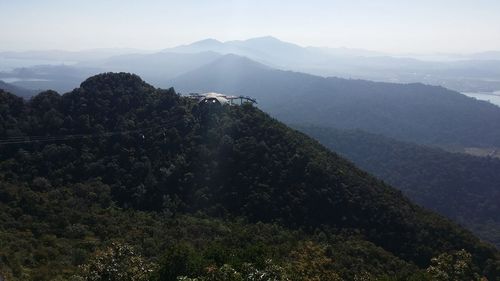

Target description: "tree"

left=177, top=261, right=290, bottom=281
left=155, top=243, right=207, bottom=281
left=71, top=242, right=154, bottom=281
left=426, top=249, right=482, bottom=281
left=288, top=241, right=342, bottom=281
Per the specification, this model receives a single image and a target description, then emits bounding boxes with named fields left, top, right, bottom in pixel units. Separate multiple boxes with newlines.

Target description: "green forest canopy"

left=295, top=125, right=500, bottom=248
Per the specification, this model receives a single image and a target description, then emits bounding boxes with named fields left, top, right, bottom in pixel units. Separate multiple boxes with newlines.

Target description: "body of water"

left=462, top=91, right=500, bottom=107
left=1, top=78, right=50, bottom=83
left=0, top=57, right=76, bottom=72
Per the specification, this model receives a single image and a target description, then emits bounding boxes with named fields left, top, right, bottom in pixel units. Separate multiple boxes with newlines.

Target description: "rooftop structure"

left=189, top=92, right=257, bottom=105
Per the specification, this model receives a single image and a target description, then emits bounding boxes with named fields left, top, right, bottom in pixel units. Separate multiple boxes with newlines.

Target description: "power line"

left=0, top=116, right=186, bottom=145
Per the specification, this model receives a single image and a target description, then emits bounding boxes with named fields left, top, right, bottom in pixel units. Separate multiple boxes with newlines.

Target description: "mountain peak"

left=164, top=38, right=225, bottom=53
left=190, top=38, right=224, bottom=46
left=232, top=36, right=301, bottom=48
left=79, top=72, right=156, bottom=98
left=243, top=36, right=282, bottom=42
left=210, top=54, right=270, bottom=69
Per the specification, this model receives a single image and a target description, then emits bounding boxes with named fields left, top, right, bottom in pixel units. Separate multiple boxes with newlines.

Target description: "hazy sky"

left=1, top=0, right=500, bottom=53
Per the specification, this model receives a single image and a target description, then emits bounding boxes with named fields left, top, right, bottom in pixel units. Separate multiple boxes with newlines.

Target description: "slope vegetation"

left=296, top=126, right=500, bottom=247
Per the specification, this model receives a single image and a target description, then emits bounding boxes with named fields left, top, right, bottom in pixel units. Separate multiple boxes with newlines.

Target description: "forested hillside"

left=296, top=126, right=500, bottom=248
left=172, top=54, right=500, bottom=148
left=0, top=73, right=498, bottom=280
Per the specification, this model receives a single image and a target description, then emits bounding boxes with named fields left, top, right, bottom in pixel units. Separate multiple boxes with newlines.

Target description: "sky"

left=1, top=0, right=500, bottom=53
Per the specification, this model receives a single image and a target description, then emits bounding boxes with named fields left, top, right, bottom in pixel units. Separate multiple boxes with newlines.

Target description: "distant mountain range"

left=453, top=51, right=500, bottom=61
left=163, top=36, right=375, bottom=68
left=1, top=36, right=500, bottom=93
left=0, top=64, right=100, bottom=93
left=164, top=36, right=500, bottom=92
left=78, top=51, right=221, bottom=88
left=0, top=48, right=150, bottom=62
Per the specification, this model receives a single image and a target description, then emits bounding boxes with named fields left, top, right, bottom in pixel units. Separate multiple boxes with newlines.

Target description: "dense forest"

left=171, top=54, right=500, bottom=148
left=0, top=73, right=499, bottom=280
left=296, top=126, right=500, bottom=248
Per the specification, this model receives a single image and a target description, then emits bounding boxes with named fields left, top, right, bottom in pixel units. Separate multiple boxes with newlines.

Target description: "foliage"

left=71, top=242, right=154, bottom=281
left=296, top=125, right=500, bottom=247
left=426, top=250, right=481, bottom=281
left=0, top=175, right=420, bottom=281
left=287, top=241, right=341, bottom=281
left=154, top=243, right=207, bottom=281
left=177, top=261, right=291, bottom=281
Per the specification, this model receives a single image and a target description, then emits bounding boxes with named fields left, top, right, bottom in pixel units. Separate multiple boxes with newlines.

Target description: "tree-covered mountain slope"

left=171, top=54, right=500, bottom=148
left=0, top=73, right=499, bottom=280
left=295, top=126, right=500, bottom=248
